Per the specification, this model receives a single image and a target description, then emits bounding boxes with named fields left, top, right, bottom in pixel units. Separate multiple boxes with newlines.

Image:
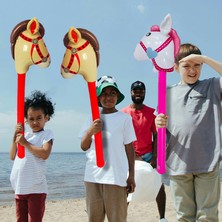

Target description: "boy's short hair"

left=96, top=75, right=125, bottom=107
left=175, top=43, right=202, bottom=64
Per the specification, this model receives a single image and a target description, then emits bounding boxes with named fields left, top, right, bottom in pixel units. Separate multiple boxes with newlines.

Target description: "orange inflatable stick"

left=61, top=27, right=104, bottom=168
left=10, top=18, right=50, bottom=158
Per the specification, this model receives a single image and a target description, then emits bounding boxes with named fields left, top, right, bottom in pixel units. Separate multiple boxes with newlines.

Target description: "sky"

left=0, top=0, right=222, bottom=153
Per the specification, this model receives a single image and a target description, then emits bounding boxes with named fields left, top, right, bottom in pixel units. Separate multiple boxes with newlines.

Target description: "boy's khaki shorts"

left=170, top=164, right=220, bottom=222
left=85, top=182, right=127, bottom=222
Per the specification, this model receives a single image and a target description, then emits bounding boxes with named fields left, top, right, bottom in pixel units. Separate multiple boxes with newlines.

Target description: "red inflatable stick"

left=61, top=27, right=104, bottom=167
left=10, top=18, right=50, bottom=158
left=134, top=14, right=180, bottom=174
left=17, top=74, right=26, bottom=158
left=88, top=82, right=104, bottom=167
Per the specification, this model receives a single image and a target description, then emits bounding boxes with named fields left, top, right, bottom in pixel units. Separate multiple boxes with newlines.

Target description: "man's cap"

left=131, top=81, right=146, bottom=91
left=96, top=75, right=125, bottom=107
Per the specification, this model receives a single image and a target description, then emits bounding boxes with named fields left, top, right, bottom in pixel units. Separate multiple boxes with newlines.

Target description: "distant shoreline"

left=2, top=181, right=222, bottom=207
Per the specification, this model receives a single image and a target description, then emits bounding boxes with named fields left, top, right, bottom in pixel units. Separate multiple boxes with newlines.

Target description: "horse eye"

left=146, top=32, right=151, bottom=36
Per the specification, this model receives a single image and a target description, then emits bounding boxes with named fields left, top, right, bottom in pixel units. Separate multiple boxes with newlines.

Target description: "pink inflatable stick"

left=88, top=82, right=104, bottom=167
left=157, top=71, right=166, bottom=174
left=134, top=14, right=180, bottom=174
left=17, top=74, right=26, bottom=158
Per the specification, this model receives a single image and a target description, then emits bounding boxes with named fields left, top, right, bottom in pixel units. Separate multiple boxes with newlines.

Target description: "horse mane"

left=63, top=28, right=100, bottom=66
left=10, top=19, right=45, bottom=60
left=151, top=25, right=180, bottom=58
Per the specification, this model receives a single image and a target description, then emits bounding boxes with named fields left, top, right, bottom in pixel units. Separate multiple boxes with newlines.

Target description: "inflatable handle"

left=17, top=74, right=26, bottom=158
left=87, top=82, right=104, bottom=168
left=157, top=70, right=166, bottom=174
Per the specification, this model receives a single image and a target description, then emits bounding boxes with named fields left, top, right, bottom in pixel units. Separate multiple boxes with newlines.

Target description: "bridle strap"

left=140, top=41, right=147, bottom=52
left=19, top=33, right=49, bottom=64
left=155, top=36, right=172, bottom=52
left=151, top=59, right=174, bottom=72
left=61, top=41, right=89, bottom=74
left=20, top=33, right=42, bottom=42
left=140, top=36, right=174, bottom=72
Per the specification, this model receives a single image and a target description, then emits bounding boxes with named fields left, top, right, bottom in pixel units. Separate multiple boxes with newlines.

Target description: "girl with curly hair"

left=10, top=90, right=55, bottom=222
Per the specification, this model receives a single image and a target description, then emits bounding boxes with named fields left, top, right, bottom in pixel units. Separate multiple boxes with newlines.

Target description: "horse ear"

left=68, top=27, right=81, bottom=44
left=27, top=18, right=40, bottom=35
left=160, top=14, right=172, bottom=36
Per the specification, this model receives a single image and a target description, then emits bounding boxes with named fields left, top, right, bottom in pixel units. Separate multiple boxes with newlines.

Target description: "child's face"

left=98, top=86, right=118, bottom=110
left=26, top=108, right=48, bottom=132
left=175, top=60, right=202, bottom=84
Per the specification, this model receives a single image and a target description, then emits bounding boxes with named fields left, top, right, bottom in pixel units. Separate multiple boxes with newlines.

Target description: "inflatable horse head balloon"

left=10, top=17, right=50, bottom=74
left=134, top=14, right=180, bottom=73
left=10, top=18, right=50, bottom=158
left=61, top=27, right=104, bottom=168
left=61, top=27, right=99, bottom=82
left=134, top=14, right=180, bottom=174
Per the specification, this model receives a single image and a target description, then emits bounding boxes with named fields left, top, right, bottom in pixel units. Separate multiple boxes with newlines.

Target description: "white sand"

left=1, top=185, right=221, bottom=222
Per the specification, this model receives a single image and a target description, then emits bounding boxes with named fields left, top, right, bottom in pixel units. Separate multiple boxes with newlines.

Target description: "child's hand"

left=15, top=133, right=27, bottom=147
left=155, top=114, right=168, bottom=129
left=15, top=123, right=23, bottom=133
left=13, top=123, right=24, bottom=143
left=179, top=54, right=205, bottom=65
left=89, top=119, right=103, bottom=135
left=126, top=175, right=136, bottom=193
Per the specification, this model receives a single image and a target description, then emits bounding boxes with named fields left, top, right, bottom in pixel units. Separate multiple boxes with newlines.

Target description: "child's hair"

left=175, top=43, right=202, bottom=65
left=25, top=90, right=55, bottom=120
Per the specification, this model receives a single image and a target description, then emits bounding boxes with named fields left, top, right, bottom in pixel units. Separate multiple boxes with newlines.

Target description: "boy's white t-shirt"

left=79, top=111, right=136, bottom=187
left=10, top=129, right=54, bottom=195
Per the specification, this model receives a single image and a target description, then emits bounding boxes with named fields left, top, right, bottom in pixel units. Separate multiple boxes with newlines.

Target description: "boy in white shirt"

left=79, top=76, right=136, bottom=222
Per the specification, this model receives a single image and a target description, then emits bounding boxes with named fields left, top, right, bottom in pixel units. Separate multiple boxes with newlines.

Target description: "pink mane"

left=151, top=25, right=180, bottom=58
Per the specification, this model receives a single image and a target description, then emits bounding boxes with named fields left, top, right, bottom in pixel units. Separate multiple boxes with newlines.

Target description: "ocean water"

left=0, top=152, right=222, bottom=206
left=0, top=152, right=86, bottom=206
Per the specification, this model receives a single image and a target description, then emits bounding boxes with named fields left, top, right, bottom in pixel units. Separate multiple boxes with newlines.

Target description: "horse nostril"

left=42, top=57, right=47, bottom=62
left=64, top=68, right=69, bottom=73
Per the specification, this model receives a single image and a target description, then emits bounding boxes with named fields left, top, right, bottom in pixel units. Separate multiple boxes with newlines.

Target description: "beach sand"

left=1, top=185, right=221, bottom=222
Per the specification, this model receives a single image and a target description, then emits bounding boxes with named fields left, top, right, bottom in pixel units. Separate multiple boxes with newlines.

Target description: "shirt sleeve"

left=78, top=115, right=92, bottom=139
left=43, top=130, right=54, bottom=144
left=123, top=115, right=136, bottom=145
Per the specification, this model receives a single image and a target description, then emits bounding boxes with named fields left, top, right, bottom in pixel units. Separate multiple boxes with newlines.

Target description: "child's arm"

left=27, top=140, right=52, bottom=160
left=81, top=119, right=102, bottom=151
left=9, top=123, right=23, bottom=160
left=125, top=143, right=135, bottom=193
left=15, top=134, right=53, bottom=160
left=180, top=54, right=222, bottom=75
left=10, top=142, right=17, bottom=160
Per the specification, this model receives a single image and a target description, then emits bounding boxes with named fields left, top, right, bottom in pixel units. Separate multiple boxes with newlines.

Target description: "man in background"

left=122, top=81, right=167, bottom=222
